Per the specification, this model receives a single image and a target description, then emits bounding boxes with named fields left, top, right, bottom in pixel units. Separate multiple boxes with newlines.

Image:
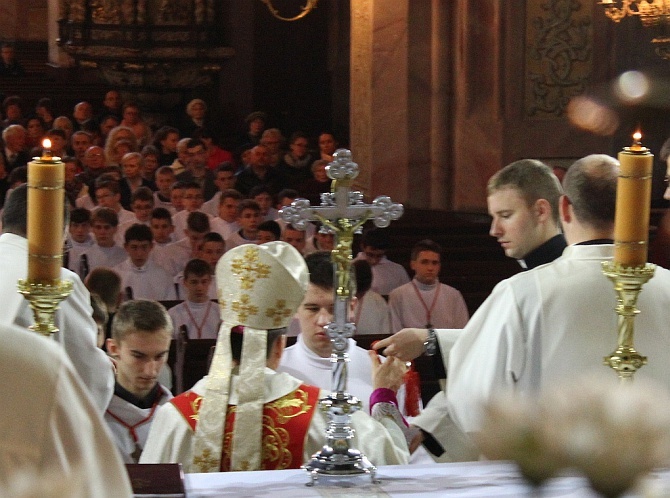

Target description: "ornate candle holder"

left=601, top=261, right=655, bottom=381
left=281, top=149, right=403, bottom=486
left=17, top=279, right=73, bottom=337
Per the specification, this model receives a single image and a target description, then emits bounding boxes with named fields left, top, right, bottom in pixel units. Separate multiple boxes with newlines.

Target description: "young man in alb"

left=388, top=239, right=469, bottom=333
left=115, top=186, right=155, bottom=245
left=149, top=207, right=175, bottom=246
left=105, top=300, right=173, bottom=463
left=113, top=224, right=176, bottom=301
left=209, top=188, right=241, bottom=240
left=168, top=259, right=220, bottom=340
left=173, top=233, right=223, bottom=299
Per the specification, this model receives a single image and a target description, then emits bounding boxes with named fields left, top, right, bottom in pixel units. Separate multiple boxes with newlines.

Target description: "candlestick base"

left=17, top=279, right=73, bottom=337
left=601, top=262, right=655, bottom=381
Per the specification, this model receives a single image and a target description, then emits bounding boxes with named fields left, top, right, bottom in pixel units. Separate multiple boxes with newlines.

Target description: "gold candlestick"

left=17, top=279, right=74, bottom=337
left=601, top=262, right=655, bottom=381
left=18, top=139, right=72, bottom=337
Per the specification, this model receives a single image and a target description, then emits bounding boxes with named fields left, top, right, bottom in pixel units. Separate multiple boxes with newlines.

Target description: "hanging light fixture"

left=598, top=0, right=670, bottom=58
left=259, top=0, right=319, bottom=21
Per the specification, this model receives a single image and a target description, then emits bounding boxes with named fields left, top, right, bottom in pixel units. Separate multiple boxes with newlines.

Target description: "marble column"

left=350, top=0, right=409, bottom=203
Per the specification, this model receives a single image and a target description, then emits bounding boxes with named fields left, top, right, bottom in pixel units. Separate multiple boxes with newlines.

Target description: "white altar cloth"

left=184, top=461, right=670, bottom=497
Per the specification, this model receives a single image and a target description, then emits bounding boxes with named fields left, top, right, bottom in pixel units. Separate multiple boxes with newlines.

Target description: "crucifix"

left=281, top=149, right=403, bottom=485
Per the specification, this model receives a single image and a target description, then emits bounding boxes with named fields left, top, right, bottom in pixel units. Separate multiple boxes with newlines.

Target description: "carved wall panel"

left=525, top=0, right=593, bottom=118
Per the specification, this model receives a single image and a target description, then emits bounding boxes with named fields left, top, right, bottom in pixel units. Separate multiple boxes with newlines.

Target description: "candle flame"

left=42, top=138, right=51, bottom=149
left=633, top=131, right=642, bottom=142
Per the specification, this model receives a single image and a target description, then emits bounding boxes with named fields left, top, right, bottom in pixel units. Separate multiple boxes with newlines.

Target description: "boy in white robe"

left=105, top=300, right=173, bottom=463
left=168, top=259, right=220, bottom=339
left=69, top=207, right=127, bottom=278
left=113, top=223, right=176, bottom=301
left=224, top=199, right=261, bottom=250
left=388, top=239, right=469, bottom=333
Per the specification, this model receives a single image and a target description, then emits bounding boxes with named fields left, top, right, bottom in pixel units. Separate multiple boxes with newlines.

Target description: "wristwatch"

left=423, top=327, right=437, bottom=356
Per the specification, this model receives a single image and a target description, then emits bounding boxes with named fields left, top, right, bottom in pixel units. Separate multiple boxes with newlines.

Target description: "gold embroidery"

left=193, top=448, right=218, bottom=472
left=217, top=290, right=227, bottom=312
left=231, top=294, right=258, bottom=322
left=261, top=414, right=292, bottom=469
left=265, top=299, right=293, bottom=327
left=190, top=396, right=203, bottom=423
left=230, top=246, right=271, bottom=290
left=266, top=389, right=312, bottom=424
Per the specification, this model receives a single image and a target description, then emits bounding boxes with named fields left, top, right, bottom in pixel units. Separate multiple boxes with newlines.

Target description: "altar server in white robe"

left=0, top=184, right=114, bottom=413
left=0, top=321, right=132, bottom=497
left=405, top=159, right=566, bottom=461
left=388, top=239, right=469, bottom=333
left=375, top=154, right=670, bottom=460
left=105, top=300, right=173, bottom=463
left=142, top=242, right=410, bottom=472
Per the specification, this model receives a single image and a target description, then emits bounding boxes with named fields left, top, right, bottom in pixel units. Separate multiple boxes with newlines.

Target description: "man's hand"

left=369, top=350, right=408, bottom=392
left=372, top=328, right=429, bottom=362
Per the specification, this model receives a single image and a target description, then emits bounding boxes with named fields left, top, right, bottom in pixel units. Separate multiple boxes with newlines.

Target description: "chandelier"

left=598, top=0, right=670, bottom=58
left=259, top=0, right=319, bottom=21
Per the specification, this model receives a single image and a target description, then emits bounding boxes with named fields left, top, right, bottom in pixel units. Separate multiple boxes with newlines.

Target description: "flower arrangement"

left=477, top=374, right=670, bottom=497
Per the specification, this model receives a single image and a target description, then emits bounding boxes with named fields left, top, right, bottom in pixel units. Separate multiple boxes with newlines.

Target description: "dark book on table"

left=125, top=463, right=186, bottom=497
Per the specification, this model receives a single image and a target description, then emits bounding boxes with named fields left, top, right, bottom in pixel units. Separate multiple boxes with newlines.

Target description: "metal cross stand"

left=281, top=149, right=403, bottom=486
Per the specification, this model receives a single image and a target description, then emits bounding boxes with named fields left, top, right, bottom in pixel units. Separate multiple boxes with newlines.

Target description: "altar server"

left=105, top=300, right=173, bottom=463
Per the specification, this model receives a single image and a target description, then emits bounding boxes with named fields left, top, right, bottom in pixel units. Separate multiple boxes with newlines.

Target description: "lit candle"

left=613, top=132, right=653, bottom=266
left=27, top=139, right=65, bottom=283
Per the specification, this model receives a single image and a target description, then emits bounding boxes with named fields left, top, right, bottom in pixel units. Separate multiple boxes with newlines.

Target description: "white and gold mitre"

left=191, top=242, right=309, bottom=473
left=217, top=241, right=309, bottom=329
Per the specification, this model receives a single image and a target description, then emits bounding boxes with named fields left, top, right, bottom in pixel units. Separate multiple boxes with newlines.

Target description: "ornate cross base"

left=303, top=394, right=378, bottom=486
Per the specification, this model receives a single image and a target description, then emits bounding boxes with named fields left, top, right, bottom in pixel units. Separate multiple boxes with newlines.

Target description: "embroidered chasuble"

left=170, top=383, right=320, bottom=470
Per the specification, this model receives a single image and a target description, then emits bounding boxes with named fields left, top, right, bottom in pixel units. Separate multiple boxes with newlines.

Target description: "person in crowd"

left=70, top=130, right=92, bottom=166
left=150, top=207, right=176, bottom=246
left=277, top=131, right=314, bottom=190
left=153, top=166, right=177, bottom=213
left=0, top=42, right=24, bottom=76
left=224, top=199, right=261, bottom=250
left=98, top=90, right=123, bottom=122
left=354, top=228, right=410, bottom=297
left=72, top=101, right=95, bottom=132
left=238, top=110, right=267, bottom=151
left=259, top=127, right=284, bottom=167
left=141, top=242, right=409, bottom=472
left=104, top=299, right=173, bottom=463
left=114, top=223, right=175, bottom=300
left=193, top=127, right=234, bottom=170
left=0, top=321, right=132, bottom=497
left=209, top=188, right=242, bottom=240
left=2, top=124, right=29, bottom=172
left=201, top=162, right=237, bottom=216
left=152, top=125, right=180, bottom=167
left=98, top=114, right=120, bottom=146
left=257, top=219, right=281, bottom=243
left=176, top=138, right=217, bottom=201
left=35, top=97, right=55, bottom=130
left=170, top=137, right=190, bottom=176
left=105, top=125, right=139, bottom=166
left=234, top=144, right=281, bottom=197
left=94, top=176, right=135, bottom=224
left=1, top=95, right=25, bottom=128
left=140, top=144, right=161, bottom=182
left=119, top=151, right=154, bottom=209
left=0, top=184, right=115, bottom=413
left=53, top=115, right=74, bottom=143
left=317, top=131, right=338, bottom=162
left=299, top=158, right=332, bottom=205
left=281, top=224, right=308, bottom=255
left=250, top=184, right=277, bottom=221
left=389, top=239, right=469, bottom=333
left=172, top=181, right=212, bottom=238
left=120, top=102, right=151, bottom=146
left=168, top=258, right=220, bottom=339
left=154, top=211, right=211, bottom=277
left=67, top=206, right=94, bottom=252
left=24, top=115, right=47, bottom=150
left=181, top=98, right=209, bottom=138
left=69, top=206, right=126, bottom=279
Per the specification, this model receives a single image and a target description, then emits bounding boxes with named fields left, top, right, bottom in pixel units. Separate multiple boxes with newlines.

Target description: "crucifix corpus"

left=281, top=148, right=403, bottom=485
